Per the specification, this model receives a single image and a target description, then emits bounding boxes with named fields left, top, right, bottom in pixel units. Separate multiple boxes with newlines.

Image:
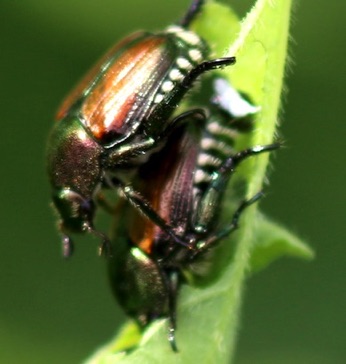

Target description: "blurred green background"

left=1, top=0, right=344, bottom=363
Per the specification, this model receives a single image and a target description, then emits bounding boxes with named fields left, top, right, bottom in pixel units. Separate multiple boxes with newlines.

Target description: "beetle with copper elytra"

left=47, top=0, right=235, bottom=257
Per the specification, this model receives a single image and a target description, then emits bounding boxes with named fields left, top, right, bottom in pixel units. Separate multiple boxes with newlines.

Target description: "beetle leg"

left=210, top=142, right=281, bottom=184
left=179, top=0, right=205, bottom=28
left=119, top=184, right=191, bottom=249
left=182, top=57, right=236, bottom=90
left=82, top=221, right=113, bottom=258
left=225, top=142, right=282, bottom=170
left=166, top=270, right=180, bottom=352
left=160, top=108, right=206, bottom=141
left=193, top=191, right=264, bottom=256
left=103, top=175, right=191, bottom=249
left=106, top=137, right=155, bottom=167
left=191, top=143, right=280, bottom=249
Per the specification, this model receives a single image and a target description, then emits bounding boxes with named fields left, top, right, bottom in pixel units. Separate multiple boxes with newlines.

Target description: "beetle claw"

left=99, top=239, right=113, bottom=258
left=168, top=327, right=178, bottom=352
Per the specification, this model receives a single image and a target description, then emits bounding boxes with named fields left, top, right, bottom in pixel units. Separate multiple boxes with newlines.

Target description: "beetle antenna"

left=61, top=234, right=74, bottom=258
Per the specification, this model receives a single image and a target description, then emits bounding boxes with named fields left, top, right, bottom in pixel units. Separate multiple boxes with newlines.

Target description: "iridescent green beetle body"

left=47, top=0, right=236, bottom=256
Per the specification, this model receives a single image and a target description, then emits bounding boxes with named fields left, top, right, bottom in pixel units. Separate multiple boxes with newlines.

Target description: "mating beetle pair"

left=47, top=0, right=279, bottom=352
left=108, top=76, right=279, bottom=351
left=47, top=0, right=235, bottom=257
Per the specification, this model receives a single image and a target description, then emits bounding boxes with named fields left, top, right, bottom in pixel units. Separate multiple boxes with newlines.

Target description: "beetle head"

left=47, top=117, right=110, bottom=256
left=52, top=188, right=112, bottom=257
left=47, top=117, right=103, bottom=228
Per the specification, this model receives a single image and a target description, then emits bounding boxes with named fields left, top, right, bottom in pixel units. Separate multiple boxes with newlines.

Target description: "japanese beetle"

left=47, top=0, right=236, bottom=257
left=109, top=78, right=280, bottom=351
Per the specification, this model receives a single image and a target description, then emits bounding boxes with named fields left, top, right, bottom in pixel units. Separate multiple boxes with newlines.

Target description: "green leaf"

left=85, top=0, right=299, bottom=363
left=250, top=213, right=314, bottom=274
left=85, top=323, right=141, bottom=364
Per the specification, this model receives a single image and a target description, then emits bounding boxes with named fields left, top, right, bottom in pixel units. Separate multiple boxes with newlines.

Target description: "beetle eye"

left=54, top=189, right=93, bottom=219
left=79, top=198, right=94, bottom=215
